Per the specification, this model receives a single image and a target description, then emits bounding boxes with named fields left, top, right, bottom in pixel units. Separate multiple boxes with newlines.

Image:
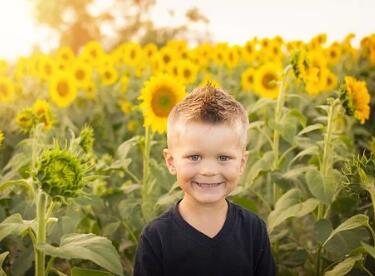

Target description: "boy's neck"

left=178, top=197, right=228, bottom=220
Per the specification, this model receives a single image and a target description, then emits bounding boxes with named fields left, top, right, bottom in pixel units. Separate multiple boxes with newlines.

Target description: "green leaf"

left=38, top=233, right=123, bottom=276
left=0, top=213, right=34, bottom=241
left=297, top=123, right=324, bottom=136
left=71, top=267, right=113, bottom=276
left=0, top=251, right=9, bottom=276
left=305, top=167, right=336, bottom=204
left=245, top=151, right=274, bottom=187
left=324, top=254, right=362, bottom=276
left=314, top=219, right=333, bottom=244
left=289, top=145, right=319, bottom=166
left=268, top=189, right=319, bottom=232
left=361, top=242, right=375, bottom=260
left=249, top=98, right=275, bottom=114
left=323, top=215, right=370, bottom=247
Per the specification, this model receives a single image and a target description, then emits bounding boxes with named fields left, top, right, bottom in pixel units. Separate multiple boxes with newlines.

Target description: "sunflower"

left=143, top=43, right=158, bottom=60
left=177, top=59, right=198, bottom=85
left=339, top=76, right=370, bottom=124
left=122, top=42, right=143, bottom=67
left=80, top=40, right=105, bottom=67
left=323, top=69, right=338, bottom=91
left=39, top=56, right=57, bottom=81
left=242, top=40, right=257, bottom=63
left=55, top=46, right=75, bottom=65
left=49, top=71, right=77, bottom=108
left=119, top=100, right=132, bottom=113
left=325, top=42, right=342, bottom=64
left=0, top=130, right=4, bottom=146
left=138, top=74, right=186, bottom=133
left=15, top=108, right=36, bottom=133
left=224, top=46, right=240, bottom=69
left=241, top=67, right=256, bottom=92
left=120, top=75, right=129, bottom=93
left=32, top=99, right=54, bottom=129
left=14, top=57, right=30, bottom=80
left=199, top=74, right=221, bottom=89
left=72, top=60, right=92, bottom=88
left=0, top=77, right=15, bottom=103
left=83, top=82, right=97, bottom=100
left=254, top=63, right=282, bottom=99
left=99, top=64, right=118, bottom=86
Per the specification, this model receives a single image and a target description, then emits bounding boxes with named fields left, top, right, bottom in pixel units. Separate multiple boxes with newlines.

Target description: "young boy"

left=133, top=84, right=275, bottom=276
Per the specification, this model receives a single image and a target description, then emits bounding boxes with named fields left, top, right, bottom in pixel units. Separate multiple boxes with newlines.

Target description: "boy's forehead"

left=168, top=120, right=244, bottom=150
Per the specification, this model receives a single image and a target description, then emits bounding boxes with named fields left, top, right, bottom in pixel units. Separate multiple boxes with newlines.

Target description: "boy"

left=134, top=84, right=275, bottom=276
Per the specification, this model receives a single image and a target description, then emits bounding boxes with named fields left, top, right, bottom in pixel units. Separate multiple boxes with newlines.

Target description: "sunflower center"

left=104, top=71, right=112, bottom=80
left=163, top=54, right=171, bottom=64
left=76, top=69, right=85, bottom=80
left=57, top=81, right=70, bottom=97
left=247, top=75, right=254, bottom=83
left=184, top=69, right=191, bottom=79
left=45, top=64, right=52, bottom=75
left=262, top=73, right=277, bottom=90
left=151, top=88, right=176, bottom=117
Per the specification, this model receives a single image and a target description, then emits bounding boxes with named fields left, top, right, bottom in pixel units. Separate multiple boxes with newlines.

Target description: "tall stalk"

left=272, top=65, right=292, bottom=204
left=35, top=189, right=47, bottom=276
left=141, top=126, right=153, bottom=223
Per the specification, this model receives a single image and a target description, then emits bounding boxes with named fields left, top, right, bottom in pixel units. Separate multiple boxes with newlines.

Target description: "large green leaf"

left=38, top=233, right=123, bottom=276
left=0, top=213, right=33, bottom=241
left=324, top=254, right=362, bottom=276
left=323, top=215, right=370, bottom=247
left=268, top=189, right=319, bottom=232
left=305, top=167, right=337, bottom=204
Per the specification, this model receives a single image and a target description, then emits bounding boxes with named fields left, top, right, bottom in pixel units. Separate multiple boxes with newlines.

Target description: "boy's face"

left=163, top=121, right=248, bottom=206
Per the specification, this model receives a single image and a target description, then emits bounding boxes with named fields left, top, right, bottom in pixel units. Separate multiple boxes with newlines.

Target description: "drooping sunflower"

left=325, top=42, right=342, bottom=64
left=339, top=76, right=371, bottom=124
left=32, top=99, right=54, bottom=130
left=138, top=74, right=186, bottom=133
left=254, top=63, right=282, bottom=99
left=0, top=76, right=15, bottom=103
left=49, top=71, right=77, bottom=108
left=241, top=67, right=256, bottom=92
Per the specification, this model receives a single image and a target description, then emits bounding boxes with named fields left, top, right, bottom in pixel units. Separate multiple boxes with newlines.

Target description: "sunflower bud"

left=342, top=153, right=375, bottom=191
left=33, top=145, right=89, bottom=200
left=79, top=126, right=94, bottom=153
left=338, top=76, right=370, bottom=124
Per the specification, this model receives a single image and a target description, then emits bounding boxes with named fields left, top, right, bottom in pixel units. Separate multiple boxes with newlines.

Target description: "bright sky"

left=0, top=0, right=374, bottom=61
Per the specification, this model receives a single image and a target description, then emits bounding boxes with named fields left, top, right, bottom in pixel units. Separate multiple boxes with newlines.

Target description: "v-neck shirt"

left=133, top=198, right=275, bottom=276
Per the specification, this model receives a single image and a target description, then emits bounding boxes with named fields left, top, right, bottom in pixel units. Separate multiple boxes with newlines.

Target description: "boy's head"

left=163, top=84, right=249, bottom=205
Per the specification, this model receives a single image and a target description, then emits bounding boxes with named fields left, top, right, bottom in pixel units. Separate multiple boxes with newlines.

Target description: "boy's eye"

left=189, top=155, right=201, bottom=161
left=218, top=156, right=230, bottom=161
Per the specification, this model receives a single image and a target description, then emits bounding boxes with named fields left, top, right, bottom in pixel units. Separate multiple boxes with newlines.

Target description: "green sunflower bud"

left=16, top=108, right=37, bottom=133
left=342, top=153, right=375, bottom=191
left=79, top=126, right=94, bottom=153
left=33, top=145, right=89, bottom=200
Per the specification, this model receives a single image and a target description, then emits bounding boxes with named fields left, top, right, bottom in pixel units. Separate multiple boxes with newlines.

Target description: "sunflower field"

left=1, top=33, right=375, bottom=275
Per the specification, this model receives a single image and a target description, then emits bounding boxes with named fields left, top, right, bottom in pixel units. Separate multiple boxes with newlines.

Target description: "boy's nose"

left=199, top=160, right=218, bottom=176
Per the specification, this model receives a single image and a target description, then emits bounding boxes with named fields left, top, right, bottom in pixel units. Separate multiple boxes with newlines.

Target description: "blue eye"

left=218, top=156, right=230, bottom=161
left=189, top=155, right=200, bottom=161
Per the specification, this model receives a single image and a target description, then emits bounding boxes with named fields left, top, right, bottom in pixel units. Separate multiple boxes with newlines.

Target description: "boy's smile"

left=163, top=121, right=248, bottom=207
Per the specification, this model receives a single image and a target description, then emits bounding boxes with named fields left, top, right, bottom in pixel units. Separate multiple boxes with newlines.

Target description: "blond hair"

left=167, top=83, right=249, bottom=149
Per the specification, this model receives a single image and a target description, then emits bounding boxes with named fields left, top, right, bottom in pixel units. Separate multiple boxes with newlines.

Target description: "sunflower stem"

left=35, top=189, right=47, bottom=276
left=272, top=65, right=291, bottom=205
left=142, top=126, right=153, bottom=223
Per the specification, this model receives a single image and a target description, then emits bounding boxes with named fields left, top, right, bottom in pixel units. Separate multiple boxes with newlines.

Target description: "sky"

left=0, top=0, right=374, bottom=61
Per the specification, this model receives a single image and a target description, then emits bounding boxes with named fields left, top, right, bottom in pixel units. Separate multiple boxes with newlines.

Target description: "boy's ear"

left=239, top=150, right=249, bottom=175
left=163, top=148, right=176, bottom=175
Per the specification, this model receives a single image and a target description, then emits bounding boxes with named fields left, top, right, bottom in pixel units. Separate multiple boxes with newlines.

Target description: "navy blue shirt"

left=134, top=198, right=275, bottom=276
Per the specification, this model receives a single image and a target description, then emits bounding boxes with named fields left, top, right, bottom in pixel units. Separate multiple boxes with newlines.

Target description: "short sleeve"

left=254, top=219, right=276, bottom=276
left=133, top=232, right=163, bottom=276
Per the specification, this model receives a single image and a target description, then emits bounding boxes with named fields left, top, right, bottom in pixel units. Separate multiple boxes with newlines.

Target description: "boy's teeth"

left=194, top=181, right=222, bottom=187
